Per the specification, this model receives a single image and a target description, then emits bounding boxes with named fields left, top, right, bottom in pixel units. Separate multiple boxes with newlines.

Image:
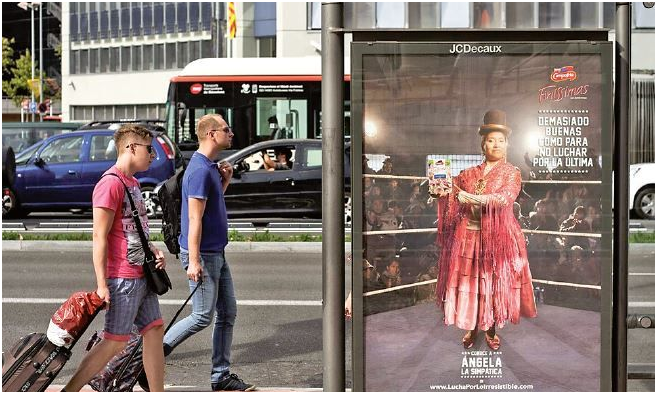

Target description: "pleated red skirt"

left=442, top=229, right=537, bottom=331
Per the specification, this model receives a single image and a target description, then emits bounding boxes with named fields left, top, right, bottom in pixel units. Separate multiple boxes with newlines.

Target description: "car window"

left=240, top=146, right=297, bottom=172
left=306, top=148, right=322, bottom=167
left=90, top=135, right=117, bottom=161
left=39, top=136, right=84, bottom=164
left=15, top=144, right=41, bottom=166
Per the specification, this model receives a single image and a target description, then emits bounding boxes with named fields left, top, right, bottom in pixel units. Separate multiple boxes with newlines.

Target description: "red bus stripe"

left=171, top=75, right=351, bottom=83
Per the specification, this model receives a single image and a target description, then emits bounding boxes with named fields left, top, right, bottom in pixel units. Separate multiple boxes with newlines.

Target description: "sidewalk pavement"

left=46, top=385, right=323, bottom=392
left=2, top=241, right=350, bottom=253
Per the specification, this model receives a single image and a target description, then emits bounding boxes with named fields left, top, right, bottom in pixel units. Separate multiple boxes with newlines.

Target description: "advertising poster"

left=352, top=41, right=612, bottom=391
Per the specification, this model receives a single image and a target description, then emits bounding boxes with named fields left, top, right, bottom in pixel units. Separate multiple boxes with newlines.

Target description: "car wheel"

left=2, top=188, right=27, bottom=218
left=634, top=186, right=655, bottom=220
left=344, top=194, right=352, bottom=224
left=141, top=186, right=159, bottom=218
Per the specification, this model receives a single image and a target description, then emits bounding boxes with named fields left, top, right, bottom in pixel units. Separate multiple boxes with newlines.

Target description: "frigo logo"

left=449, top=44, right=502, bottom=54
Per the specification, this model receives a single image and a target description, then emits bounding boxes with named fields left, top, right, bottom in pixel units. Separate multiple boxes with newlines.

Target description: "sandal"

left=485, top=332, right=501, bottom=351
left=462, top=330, right=477, bottom=349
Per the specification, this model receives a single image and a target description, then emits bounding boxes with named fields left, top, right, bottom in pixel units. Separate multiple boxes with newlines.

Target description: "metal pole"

left=39, top=3, right=43, bottom=122
left=31, top=4, right=35, bottom=122
left=612, top=2, right=631, bottom=392
left=321, top=2, right=345, bottom=392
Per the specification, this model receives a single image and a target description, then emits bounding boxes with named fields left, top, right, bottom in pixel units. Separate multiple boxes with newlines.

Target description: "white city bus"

left=163, top=57, right=351, bottom=157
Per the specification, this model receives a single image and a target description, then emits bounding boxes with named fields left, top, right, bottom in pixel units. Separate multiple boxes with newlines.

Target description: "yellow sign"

left=27, top=78, right=42, bottom=100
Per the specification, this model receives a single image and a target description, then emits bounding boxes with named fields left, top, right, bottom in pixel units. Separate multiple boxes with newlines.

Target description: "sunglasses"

left=209, top=126, right=232, bottom=134
left=127, top=143, right=154, bottom=154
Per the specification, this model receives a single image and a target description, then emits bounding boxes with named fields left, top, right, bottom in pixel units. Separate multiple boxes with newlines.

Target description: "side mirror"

left=233, top=160, right=249, bottom=176
left=34, top=157, right=45, bottom=167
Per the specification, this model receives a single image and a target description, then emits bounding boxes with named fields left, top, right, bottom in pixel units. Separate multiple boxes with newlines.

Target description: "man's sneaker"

left=212, top=373, right=256, bottom=392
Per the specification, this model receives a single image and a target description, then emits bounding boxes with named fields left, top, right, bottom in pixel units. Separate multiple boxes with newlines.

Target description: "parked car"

left=154, top=139, right=351, bottom=220
left=629, top=162, right=655, bottom=220
left=2, top=126, right=180, bottom=218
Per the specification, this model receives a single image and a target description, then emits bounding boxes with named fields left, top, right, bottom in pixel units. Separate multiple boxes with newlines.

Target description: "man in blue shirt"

left=163, top=114, right=255, bottom=391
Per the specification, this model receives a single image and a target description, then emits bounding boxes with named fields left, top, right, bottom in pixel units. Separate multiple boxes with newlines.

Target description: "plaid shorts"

left=103, top=277, right=163, bottom=342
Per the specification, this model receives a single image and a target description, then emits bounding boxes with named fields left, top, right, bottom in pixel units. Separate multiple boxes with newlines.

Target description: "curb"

left=2, top=241, right=350, bottom=253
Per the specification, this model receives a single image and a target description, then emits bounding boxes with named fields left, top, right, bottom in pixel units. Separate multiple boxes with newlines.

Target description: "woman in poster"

left=435, top=109, right=537, bottom=351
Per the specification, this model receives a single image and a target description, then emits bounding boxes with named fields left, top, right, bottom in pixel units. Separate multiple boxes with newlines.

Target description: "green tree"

left=2, top=37, right=15, bottom=74
left=1, top=49, right=50, bottom=107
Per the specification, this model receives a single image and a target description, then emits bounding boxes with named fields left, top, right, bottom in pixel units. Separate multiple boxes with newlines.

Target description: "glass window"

left=89, top=3, right=96, bottom=13
left=257, top=98, right=309, bottom=140
left=441, top=2, right=470, bottom=28
left=100, top=48, right=109, bottom=73
left=634, top=2, right=655, bottom=28
left=121, top=46, right=131, bottom=72
left=201, top=2, right=212, bottom=30
left=80, top=49, right=89, bottom=74
left=154, top=2, right=165, bottom=34
left=131, top=5, right=142, bottom=35
left=132, top=45, right=142, bottom=71
left=189, top=2, right=200, bottom=31
left=201, top=39, right=214, bottom=58
left=143, top=3, right=153, bottom=35
left=89, top=10, right=98, bottom=40
left=143, top=44, right=153, bottom=70
left=506, top=2, right=535, bottom=28
left=190, top=41, right=200, bottom=62
left=376, top=2, right=405, bottom=28
left=120, top=3, right=131, bottom=37
left=539, top=2, right=566, bottom=27
left=154, top=43, right=164, bottom=70
left=177, top=41, right=189, bottom=68
left=89, top=49, right=99, bottom=73
left=177, top=2, right=188, bottom=32
left=165, top=2, right=176, bottom=33
left=40, top=136, right=85, bottom=164
left=308, top=2, right=321, bottom=29
left=99, top=8, right=109, bottom=39
left=110, top=8, right=120, bottom=38
left=306, top=148, right=322, bottom=167
left=110, top=47, right=120, bottom=72
left=70, top=3, right=78, bottom=14
left=473, top=3, right=504, bottom=28
left=70, top=50, right=79, bottom=75
left=79, top=12, right=88, bottom=40
left=571, top=3, right=599, bottom=28
left=79, top=3, right=86, bottom=13
left=89, top=134, right=117, bottom=161
left=603, top=2, right=615, bottom=28
left=257, top=37, right=276, bottom=58
left=165, top=42, right=176, bottom=69
left=70, top=13, right=79, bottom=41
left=254, top=2, right=277, bottom=37
left=136, top=104, right=149, bottom=119
left=345, top=2, right=375, bottom=29
left=408, top=3, right=439, bottom=28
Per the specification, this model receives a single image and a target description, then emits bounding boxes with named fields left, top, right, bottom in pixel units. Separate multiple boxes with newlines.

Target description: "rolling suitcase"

left=87, top=282, right=201, bottom=392
left=2, top=292, right=104, bottom=392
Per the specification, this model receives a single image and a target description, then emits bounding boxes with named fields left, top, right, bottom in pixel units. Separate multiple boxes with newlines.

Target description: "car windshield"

left=15, top=143, right=41, bottom=165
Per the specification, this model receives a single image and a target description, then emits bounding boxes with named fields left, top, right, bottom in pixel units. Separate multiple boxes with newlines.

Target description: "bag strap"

left=100, top=173, right=154, bottom=262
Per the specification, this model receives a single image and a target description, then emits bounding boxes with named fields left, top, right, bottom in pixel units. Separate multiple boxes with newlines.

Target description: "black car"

left=156, top=139, right=351, bottom=219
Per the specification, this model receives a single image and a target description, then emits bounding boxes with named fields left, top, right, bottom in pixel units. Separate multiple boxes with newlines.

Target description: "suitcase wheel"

left=45, top=371, right=54, bottom=378
left=32, top=362, right=40, bottom=369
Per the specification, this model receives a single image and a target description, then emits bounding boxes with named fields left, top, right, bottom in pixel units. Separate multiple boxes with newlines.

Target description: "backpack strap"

left=100, top=173, right=155, bottom=264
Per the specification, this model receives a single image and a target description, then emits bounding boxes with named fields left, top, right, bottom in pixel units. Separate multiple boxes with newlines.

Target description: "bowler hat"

left=478, top=109, right=512, bottom=136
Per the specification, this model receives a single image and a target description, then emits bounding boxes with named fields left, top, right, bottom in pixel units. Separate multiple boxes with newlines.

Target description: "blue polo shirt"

left=179, top=151, right=228, bottom=253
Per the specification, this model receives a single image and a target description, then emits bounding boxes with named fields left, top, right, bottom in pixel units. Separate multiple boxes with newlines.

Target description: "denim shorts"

left=103, top=277, right=163, bottom=342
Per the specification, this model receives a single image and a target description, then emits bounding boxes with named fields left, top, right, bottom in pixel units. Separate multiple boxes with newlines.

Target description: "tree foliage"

left=2, top=37, right=15, bottom=74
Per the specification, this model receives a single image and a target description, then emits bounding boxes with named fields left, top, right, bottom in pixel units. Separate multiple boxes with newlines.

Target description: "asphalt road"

left=1, top=245, right=653, bottom=391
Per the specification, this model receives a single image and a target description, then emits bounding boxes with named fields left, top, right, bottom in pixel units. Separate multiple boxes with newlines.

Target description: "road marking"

left=629, top=273, right=655, bottom=276
left=628, top=302, right=655, bottom=308
left=2, top=298, right=321, bottom=306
